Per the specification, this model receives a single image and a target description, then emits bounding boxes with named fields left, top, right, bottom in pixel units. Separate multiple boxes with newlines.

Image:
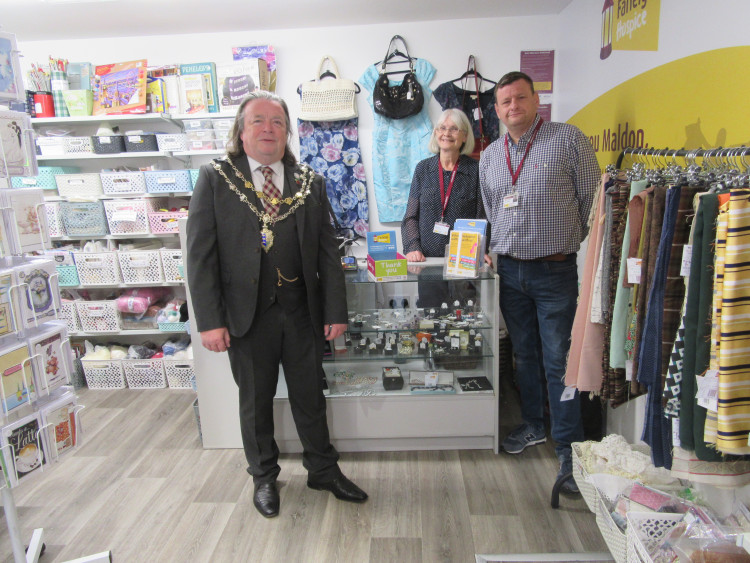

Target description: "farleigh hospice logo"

left=599, top=0, right=661, bottom=60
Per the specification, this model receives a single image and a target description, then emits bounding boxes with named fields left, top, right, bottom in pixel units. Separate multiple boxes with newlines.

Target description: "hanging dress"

left=359, top=58, right=435, bottom=223
left=298, top=119, right=369, bottom=238
left=433, top=81, right=501, bottom=142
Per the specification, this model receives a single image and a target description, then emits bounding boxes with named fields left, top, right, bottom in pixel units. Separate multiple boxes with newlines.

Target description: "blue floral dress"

left=359, top=59, right=436, bottom=223
left=298, top=119, right=369, bottom=239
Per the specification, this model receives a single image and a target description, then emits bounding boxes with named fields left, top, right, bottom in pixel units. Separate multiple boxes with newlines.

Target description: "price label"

left=112, top=210, right=138, bottom=222
left=424, top=371, right=438, bottom=387
left=696, top=370, right=719, bottom=412
left=680, top=244, right=693, bottom=277
left=560, top=386, right=577, bottom=401
left=627, top=258, right=642, bottom=284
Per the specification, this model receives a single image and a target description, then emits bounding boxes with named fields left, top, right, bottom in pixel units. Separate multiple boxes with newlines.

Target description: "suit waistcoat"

left=257, top=186, right=306, bottom=315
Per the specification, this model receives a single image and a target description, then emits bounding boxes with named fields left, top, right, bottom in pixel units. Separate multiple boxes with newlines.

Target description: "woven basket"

left=626, top=512, right=683, bottom=563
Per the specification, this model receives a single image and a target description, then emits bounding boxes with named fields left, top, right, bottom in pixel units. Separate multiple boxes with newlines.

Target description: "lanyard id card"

left=433, top=221, right=450, bottom=235
left=503, top=192, right=519, bottom=209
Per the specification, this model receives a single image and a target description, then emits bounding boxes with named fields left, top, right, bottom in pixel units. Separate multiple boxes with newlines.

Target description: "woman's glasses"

left=436, top=125, right=461, bottom=134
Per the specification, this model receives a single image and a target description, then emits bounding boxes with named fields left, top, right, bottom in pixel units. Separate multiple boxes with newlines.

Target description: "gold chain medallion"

left=211, top=158, right=314, bottom=252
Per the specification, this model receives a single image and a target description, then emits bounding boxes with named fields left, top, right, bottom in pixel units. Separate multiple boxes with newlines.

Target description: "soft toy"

left=157, top=299, right=186, bottom=323
left=116, top=287, right=172, bottom=317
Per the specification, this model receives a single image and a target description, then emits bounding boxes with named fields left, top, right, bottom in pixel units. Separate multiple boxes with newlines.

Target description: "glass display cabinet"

left=190, top=257, right=501, bottom=453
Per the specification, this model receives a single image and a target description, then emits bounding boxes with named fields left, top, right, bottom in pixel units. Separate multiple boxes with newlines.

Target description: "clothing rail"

left=615, top=146, right=750, bottom=170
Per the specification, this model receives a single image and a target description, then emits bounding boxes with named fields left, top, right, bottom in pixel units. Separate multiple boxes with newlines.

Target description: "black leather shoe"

left=253, top=482, right=280, bottom=518
left=307, top=474, right=368, bottom=503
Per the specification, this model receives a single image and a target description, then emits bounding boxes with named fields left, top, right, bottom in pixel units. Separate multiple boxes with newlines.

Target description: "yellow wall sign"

left=567, top=46, right=750, bottom=168
left=600, top=0, right=660, bottom=59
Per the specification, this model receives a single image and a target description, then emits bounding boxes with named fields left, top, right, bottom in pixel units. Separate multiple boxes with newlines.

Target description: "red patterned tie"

left=260, top=166, right=282, bottom=217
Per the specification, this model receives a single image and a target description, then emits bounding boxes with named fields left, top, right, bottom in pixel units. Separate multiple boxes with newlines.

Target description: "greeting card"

left=0, top=342, right=34, bottom=414
left=39, top=391, right=77, bottom=460
left=0, top=109, right=37, bottom=178
left=0, top=271, right=15, bottom=338
left=28, top=325, right=70, bottom=393
left=13, top=259, right=59, bottom=329
left=0, top=188, right=48, bottom=254
left=1, top=412, right=45, bottom=485
left=0, top=32, right=24, bottom=102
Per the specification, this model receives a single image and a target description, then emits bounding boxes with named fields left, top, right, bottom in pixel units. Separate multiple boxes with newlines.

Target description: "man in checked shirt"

left=479, top=71, right=600, bottom=495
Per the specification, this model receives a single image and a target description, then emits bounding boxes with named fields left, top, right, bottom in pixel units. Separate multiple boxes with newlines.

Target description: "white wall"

left=17, top=15, right=559, bottom=249
left=16, top=3, right=750, bottom=240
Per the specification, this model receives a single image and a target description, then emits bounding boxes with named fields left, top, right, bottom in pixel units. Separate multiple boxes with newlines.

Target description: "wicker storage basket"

left=55, top=173, right=103, bottom=197
left=123, top=133, right=158, bottom=152
left=92, top=135, right=126, bottom=154
left=100, top=171, right=147, bottom=195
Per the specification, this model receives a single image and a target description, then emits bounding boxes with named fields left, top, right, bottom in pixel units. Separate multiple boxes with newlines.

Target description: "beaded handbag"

left=298, top=56, right=359, bottom=121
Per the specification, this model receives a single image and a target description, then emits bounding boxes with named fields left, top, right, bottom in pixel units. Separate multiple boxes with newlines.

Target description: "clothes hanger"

left=451, top=55, right=497, bottom=89
left=296, top=56, right=361, bottom=95
left=375, top=35, right=416, bottom=76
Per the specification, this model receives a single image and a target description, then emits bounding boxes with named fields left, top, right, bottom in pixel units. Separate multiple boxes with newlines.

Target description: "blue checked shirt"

left=479, top=115, right=600, bottom=260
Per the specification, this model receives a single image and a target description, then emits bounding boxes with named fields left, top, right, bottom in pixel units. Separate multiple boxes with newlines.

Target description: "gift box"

left=62, top=90, right=93, bottom=116
left=367, top=253, right=407, bottom=282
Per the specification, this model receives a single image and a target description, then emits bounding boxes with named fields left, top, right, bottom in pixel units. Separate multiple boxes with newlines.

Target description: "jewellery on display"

left=332, top=370, right=378, bottom=386
left=212, top=158, right=314, bottom=252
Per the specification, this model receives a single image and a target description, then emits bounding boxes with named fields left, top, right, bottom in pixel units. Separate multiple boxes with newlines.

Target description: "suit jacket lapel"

left=229, top=156, right=261, bottom=231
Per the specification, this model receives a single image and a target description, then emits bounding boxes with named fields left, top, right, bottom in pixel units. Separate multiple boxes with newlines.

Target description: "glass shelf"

left=346, top=307, right=492, bottom=334
left=324, top=347, right=490, bottom=363
left=344, top=264, right=495, bottom=284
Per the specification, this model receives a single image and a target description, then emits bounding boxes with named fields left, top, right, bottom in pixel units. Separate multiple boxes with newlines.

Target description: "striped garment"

left=717, top=191, right=750, bottom=454
left=601, top=177, right=631, bottom=405
left=705, top=200, right=728, bottom=446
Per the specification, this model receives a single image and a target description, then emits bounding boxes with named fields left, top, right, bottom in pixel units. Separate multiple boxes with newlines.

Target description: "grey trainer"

left=502, top=423, right=546, bottom=454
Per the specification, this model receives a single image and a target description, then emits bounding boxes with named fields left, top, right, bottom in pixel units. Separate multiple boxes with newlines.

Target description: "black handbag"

left=373, top=35, right=424, bottom=120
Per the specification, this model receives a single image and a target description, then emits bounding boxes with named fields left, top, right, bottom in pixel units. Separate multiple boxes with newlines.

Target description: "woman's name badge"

left=503, top=193, right=519, bottom=208
left=433, top=221, right=450, bottom=235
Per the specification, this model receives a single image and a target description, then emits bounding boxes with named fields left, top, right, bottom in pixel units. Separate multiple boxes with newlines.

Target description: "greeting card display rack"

left=1, top=72, right=107, bottom=560
left=0, top=253, right=85, bottom=563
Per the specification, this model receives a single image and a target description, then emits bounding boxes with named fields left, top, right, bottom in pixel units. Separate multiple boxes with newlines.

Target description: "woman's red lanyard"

left=505, top=118, right=543, bottom=186
left=438, top=159, right=459, bottom=220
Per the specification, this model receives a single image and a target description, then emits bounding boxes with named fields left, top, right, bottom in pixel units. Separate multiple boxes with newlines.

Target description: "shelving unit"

left=30, top=113, right=215, bottom=383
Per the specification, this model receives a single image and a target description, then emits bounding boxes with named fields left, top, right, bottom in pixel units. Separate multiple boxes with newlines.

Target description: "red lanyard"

left=505, top=118, right=543, bottom=186
left=438, top=159, right=459, bottom=218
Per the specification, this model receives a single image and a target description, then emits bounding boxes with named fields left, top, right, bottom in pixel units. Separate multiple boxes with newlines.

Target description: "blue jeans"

left=498, top=254, right=583, bottom=457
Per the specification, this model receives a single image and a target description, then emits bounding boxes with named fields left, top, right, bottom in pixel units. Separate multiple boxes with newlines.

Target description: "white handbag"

left=298, top=56, right=359, bottom=121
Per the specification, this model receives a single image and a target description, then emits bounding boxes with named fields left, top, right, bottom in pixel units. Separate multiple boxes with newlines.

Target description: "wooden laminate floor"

left=0, top=383, right=608, bottom=563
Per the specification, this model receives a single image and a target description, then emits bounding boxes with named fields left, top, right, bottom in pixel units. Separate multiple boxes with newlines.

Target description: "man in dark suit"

left=186, top=91, right=367, bottom=518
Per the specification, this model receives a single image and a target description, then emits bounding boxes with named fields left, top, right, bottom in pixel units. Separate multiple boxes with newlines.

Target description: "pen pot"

left=50, top=70, right=70, bottom=117
left=32, top=91, right=55, bottom=118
